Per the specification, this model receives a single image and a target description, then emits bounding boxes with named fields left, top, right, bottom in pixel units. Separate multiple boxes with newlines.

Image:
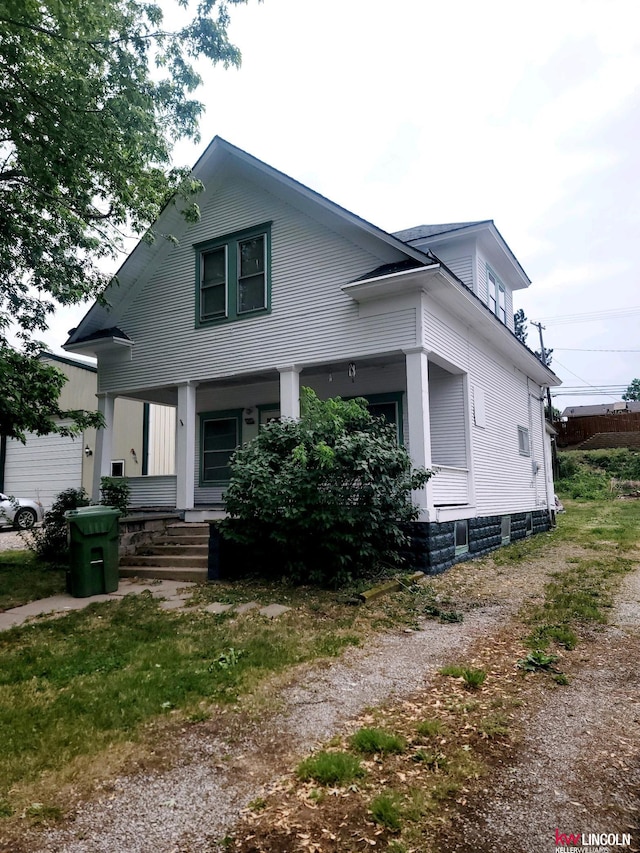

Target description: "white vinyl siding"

left=127, top=475, right=177, bottom=508
left=423, top=303, right=546, bottom=517
left=147, top=404, right=176, bottom=475
left=442, top=256, right=473, bottom=291
left=429, top=368, right=466, bottom=468
left=98, top=176, right=416, bottom=393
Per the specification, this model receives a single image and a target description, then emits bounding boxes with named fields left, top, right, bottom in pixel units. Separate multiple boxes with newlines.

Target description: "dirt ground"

left=5, top=526, right=640, bottom=853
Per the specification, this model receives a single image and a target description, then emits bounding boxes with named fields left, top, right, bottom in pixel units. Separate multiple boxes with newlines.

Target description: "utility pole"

left=531, top=321, right=554, bottom=421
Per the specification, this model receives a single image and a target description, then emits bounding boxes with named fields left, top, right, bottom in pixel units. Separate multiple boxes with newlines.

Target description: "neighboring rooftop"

left=561, top=401, right=640, bottom=417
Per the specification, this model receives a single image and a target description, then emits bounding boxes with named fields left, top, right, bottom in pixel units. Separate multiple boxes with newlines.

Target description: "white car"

left=0, top=493, right=45, bottom=530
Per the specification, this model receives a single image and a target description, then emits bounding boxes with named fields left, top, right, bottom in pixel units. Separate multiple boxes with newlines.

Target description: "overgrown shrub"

left=557, top=449, right=640, bottom=499
left=219, top=388, right=431, bottom=586
left=100, top=476, right=130, bottom=516
left=28, top=487, right=90, bottom=563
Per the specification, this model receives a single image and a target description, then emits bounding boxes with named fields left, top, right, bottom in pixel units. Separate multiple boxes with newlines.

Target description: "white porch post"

left=278, top=365, right=301, bottom=419
left=176, top=382, right=197, bottom=510
left=404, top=346, right=433, bottom=520
left=92, top=393, right=114, bottom=503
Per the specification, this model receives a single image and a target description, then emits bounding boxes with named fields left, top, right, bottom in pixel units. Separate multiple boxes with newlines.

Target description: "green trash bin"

left=65, top=506, right=121, bottom=597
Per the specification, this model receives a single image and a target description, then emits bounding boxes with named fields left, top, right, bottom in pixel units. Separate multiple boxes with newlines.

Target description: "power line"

left=554, top=347, right=640, bottom=353
left=534, top=306, right=640, bottom=326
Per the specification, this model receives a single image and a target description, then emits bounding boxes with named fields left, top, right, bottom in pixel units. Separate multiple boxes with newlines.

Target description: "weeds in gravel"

left=296, top=751, right=365, bottom=785
left=350, top=727, right=406, bottom=755
left=369, top=791, right=403, bottom=831
left=440, top=664, right=487, bottom=690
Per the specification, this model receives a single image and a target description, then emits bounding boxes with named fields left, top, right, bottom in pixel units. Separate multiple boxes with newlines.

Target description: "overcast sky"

left=48, top=0, right=640, bottom=410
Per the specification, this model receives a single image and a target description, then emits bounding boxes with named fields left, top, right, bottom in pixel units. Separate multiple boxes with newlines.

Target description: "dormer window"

left=487, top=267, right=506, bottom=324
left=195, top=223, right=272, bottom=326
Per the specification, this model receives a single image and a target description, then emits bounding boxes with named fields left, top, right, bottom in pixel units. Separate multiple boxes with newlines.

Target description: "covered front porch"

left=94, top=349, right=475, bottom=524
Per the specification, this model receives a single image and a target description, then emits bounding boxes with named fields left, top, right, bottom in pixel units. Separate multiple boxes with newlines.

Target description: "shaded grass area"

left=0, top=550, right=65, bottom=612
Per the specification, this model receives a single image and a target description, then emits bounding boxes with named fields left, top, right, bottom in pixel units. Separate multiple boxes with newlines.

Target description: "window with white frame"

left=110, top=460, right=125, bottom=477
left=196, top=223, right=271, bottom=326
left=517, top=426, right=530, bottom=457
left=487, top=267, right=506, bottom=324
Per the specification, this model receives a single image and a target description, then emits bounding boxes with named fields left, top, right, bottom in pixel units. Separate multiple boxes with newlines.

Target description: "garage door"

left=3, top=430, right=82, bottom=511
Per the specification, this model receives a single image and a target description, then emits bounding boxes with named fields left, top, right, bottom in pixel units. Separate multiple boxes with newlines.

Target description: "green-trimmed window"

left=200, top=410, right=242, bottom=484
left=195, top=223, right=272, bottom=326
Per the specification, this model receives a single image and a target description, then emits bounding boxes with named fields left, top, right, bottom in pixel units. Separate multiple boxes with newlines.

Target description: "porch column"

left=404, top=346, right=433, bottom=519
left=92, top=393, right=114, bottom=503
left=176, top=382, right=197, bottom=511
left=278, top=365, right=301, bottom=420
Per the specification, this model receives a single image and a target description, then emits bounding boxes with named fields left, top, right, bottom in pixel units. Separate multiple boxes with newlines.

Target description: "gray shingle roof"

left=393, top=222, right=491, bottom=243
left=561, top=402, right=640, bottom=417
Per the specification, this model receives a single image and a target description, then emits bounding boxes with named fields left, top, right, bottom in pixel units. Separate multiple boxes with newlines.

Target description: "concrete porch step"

left=120, top=554, right=209, bottom=569
left=155, top=535, right=209, bottom=546
left=143, top=544, right=208, bottom=557
left=119, top=566, right=208, bottom=583
left=166, top=523, right=210, bottom=535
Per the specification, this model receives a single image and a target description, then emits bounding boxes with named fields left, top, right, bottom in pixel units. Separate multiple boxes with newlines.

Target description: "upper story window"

left=487, top=267, right=506, bottom=324
left=195, top=223, right=272, bottom=326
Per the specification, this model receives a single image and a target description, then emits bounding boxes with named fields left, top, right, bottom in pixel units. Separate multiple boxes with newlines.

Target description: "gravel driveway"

left=0, top=529, right=28, bottom=552
left=8, top=538, right=640, bottom=853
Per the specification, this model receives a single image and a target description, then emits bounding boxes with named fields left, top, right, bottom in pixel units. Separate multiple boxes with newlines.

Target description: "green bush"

left=28, top=487, right=90, bottom=563
left=557, top=449, right=640, bottom=500
left=219, top=388, right=431, bottom=586
left=100, top=476, right=130, bottom=516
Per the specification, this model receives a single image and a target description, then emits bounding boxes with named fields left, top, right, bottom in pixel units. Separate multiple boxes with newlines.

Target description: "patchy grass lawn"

left=0, top=550, right=66, bottom=612
left=0, top=573, right=429, bottom=820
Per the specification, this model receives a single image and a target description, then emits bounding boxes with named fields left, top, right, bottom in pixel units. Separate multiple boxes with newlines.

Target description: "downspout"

left=0, top=435, right=6, bottom=492
left=538, top=387, right=553, bottom=518
left=142, top=403, right=150, bottom=476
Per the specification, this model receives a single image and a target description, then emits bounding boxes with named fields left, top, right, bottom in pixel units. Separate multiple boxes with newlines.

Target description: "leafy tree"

left=514, top=308, right=528, bottom=344
left=220, top=389, right=431, bottom=586
left=622, top=378, right=640, bottom=401
left=535, top=346, right=553, bottom=367
left=0, top=0, right=249, bottom=439
left=0, top=346, right=102, bottom=441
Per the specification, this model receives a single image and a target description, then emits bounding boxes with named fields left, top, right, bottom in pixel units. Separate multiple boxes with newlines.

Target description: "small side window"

left=110, top=460, right=125, bottom=477
left=454, top=519, right=469, bottom=556
left=518, top=426, right=530, bottom=457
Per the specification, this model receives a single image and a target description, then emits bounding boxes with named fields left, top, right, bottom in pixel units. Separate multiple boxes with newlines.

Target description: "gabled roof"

left=394, top=219, right=531, bottom=289
left=65, top=137, right=431, bottom=348
left=393, top=222, right=490, bottom=242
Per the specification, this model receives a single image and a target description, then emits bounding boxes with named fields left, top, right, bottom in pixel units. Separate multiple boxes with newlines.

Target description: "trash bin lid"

left=65, top=505, right=121, bottom=518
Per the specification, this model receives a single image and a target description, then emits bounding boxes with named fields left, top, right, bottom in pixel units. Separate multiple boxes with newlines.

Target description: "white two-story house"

left=64, top=137, right=560, bottom=573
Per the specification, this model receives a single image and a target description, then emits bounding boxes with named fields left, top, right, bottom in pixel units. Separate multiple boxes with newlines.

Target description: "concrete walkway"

left=0, top=578, right=291, bottom=632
